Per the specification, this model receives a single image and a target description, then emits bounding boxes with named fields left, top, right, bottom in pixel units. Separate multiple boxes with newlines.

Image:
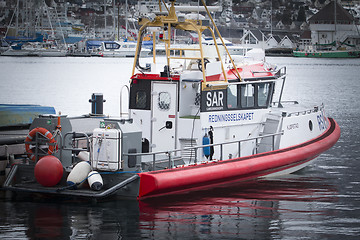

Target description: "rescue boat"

left=1, top=0, right=340, bottom=200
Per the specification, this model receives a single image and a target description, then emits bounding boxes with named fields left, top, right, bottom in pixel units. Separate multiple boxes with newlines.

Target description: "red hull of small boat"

left=137, top=118, right=340, bottom=199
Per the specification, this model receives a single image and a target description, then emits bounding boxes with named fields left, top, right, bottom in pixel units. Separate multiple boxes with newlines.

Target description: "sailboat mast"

left=334, top=0, right=337, bottom=41
left=113, top=0, right=116, bottom=40
left=15, top=0, right=19, bottom=36
left=104, top=0, right=106, bottom=39
left=125, top=0, right=128, bottom=40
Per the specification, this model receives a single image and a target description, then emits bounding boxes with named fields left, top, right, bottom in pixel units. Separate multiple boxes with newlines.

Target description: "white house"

left=279, top=35, right=294, bottom=48
left=266, top=35, right=295, bottom=49
left=252, top=8, right=270, bottom=21
left=297, top=30, right=312, bottom=50
left=240, top=29, right=267, bottom=49
left=266, top=35, right=281, bottom=49
left=275, top=20, right=285, bottom=30
left=308, top=1, right=358, bottom=45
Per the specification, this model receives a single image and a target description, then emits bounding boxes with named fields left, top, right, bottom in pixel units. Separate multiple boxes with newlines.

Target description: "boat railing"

left=272, top=100, right=299, bottom=106
left=125, top=131, right=284, bottom=171
left=120, top=85, right=131, bottom=118
left=285, top=104, right=324, bottom=117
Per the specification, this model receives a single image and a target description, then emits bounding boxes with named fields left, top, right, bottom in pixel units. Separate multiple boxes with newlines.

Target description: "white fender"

left=87, top=171, right=103, bottom=191
left=66, top=161, right=91, bottom=188
left=77, top=151, right=90, bottom=161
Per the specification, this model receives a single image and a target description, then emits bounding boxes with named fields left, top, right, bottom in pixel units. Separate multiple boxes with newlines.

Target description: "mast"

left=104, top=0, right=106, bottom=39
left=270, top=0, right=273, bottom=36
left=113, top=0, right=116, bottom=40
left=126, top=0, right=128, bottom=40
left=16, top=0, right=19, bottom=37
left=334, top=0, right=337, bottom=41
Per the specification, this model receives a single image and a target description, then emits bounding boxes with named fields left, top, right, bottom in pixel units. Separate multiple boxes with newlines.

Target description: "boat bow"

left=137, top=118, right=340, bottom=199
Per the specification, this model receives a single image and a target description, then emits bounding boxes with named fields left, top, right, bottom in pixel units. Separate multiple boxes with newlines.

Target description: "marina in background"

left=0, top=0, right=359, bottom=57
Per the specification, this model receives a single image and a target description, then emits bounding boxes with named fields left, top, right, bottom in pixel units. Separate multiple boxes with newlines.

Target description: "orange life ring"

left=25, top=127, right=56, bottom=161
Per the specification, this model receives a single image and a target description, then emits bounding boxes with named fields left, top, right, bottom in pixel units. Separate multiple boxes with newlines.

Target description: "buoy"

left=34, top=155, right=63, bottom=187
left=87, top=171, right=103, bottom=191
left=66, top=161, right=91, bottom=188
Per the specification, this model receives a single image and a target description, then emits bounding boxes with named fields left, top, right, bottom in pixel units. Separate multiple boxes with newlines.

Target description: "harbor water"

left=0, top=56, right=360, bottom=239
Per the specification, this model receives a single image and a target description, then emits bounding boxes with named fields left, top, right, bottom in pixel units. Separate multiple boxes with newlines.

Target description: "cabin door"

left=151, top=82, right=177, bottom=152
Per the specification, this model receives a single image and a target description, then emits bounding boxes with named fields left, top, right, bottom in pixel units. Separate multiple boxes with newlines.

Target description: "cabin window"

left=158, top=92, right=171, bottom=111
left=201, top=82, right=274, bottom=112
left=240, top=84, right=255, bottom=108
left=135, top=91, right=147, bottom=109
left=104, top=43, right=120, bottom=49
left=227, top=85, right=238, bottom=109
left=129, top=79, right=151, bottom=110
left=257, top=83, right=271, bottom=107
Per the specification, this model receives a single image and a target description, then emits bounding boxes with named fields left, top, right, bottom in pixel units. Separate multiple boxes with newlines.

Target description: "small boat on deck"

left=1, top=0, right=340, bottom=200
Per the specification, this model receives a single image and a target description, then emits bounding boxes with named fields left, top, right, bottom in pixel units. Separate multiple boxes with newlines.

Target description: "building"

left=240, top=29, right=267, bottom=49
left=308, top=1, right=358, bottom=45
left=297, top=30, right=312, bottom=50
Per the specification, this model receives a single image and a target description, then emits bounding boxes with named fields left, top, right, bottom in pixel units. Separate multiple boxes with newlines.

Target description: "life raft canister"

left=25, top=127, right=56, bottom=161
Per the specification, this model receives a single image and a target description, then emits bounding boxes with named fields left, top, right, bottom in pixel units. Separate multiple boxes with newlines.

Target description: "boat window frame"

left=129, top=79, right=151, bottom=110
left=256, top=82, right=273, bottom=108
left=240, top=83, right=255, bottom=108
left=104, top=42, right=120, bottom=50
left=227, top=84, right=239, bottom=109
left=158, top=91, right=171, bottom=111
left=214, top=79, right=276, bottom=112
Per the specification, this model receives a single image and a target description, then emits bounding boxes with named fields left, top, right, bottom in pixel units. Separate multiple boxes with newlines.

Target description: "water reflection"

left=0, top=169, right=341, bottom=239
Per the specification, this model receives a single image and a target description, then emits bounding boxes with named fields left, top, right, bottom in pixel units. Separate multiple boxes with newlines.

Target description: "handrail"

left=276, top=66, right=287, bottom=108
left=168, top=47, right=201, bottom=51
left=286, top=104, right=323, bottom=117
left=208, top=79, right=277, bottom=87
left=125, top=131, right=283, bottom=171
left=62, top=132, right=91, bottom=163
left=120, top=85, right=130, bottom=118
left=205, top=66, right=287, bottom=88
